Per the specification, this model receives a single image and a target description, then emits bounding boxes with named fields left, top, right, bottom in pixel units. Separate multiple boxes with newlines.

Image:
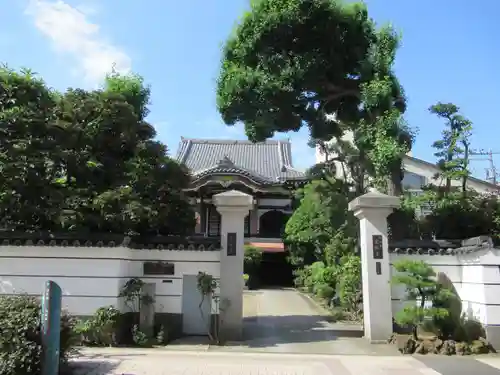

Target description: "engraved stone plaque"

left=227, top=232, right=237, bottom=256
left=372, top=234, right=383, bottom=259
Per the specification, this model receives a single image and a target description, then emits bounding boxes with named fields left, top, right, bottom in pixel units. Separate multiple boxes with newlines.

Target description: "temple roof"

left=176, top=138, right=305, bottom=183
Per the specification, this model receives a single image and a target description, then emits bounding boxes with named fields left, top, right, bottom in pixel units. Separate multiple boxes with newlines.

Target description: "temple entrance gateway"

left=212, top=189, right=398, bottom=354
left=258, top=210, right=287, bottom=238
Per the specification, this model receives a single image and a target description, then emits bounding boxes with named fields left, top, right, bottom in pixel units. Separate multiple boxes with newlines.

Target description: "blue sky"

left=1, top=0, right=499, bottom=178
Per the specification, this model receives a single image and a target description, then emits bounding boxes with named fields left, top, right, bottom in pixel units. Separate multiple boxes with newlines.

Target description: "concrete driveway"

left=72, top=344, right=500, bottom=375
left=222, top=288, right=398, bottom=355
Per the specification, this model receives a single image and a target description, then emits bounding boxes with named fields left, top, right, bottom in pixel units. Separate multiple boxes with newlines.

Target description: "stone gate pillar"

left=348, top=189, right=400, bottom=343
left=213, top=190, right=254, bottom=341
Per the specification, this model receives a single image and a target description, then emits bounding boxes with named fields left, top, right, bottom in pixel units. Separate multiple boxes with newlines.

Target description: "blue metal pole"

left=41, top=280, right=62, bottom=375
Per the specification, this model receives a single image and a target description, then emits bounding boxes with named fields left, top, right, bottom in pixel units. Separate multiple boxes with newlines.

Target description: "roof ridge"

left=277, top=140, right=285, bottom=172
left=176, top=138, right=192, bottom=163
left=193, top=163, right=272, bottom=182
left=179, top=137, right=291, bottom=145
left=282, top=165, right=304, bottom=173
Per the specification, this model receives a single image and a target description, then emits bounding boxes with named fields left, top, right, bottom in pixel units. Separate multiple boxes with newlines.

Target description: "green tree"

left=284, top=178, right=356, bottom=267
left=0, top=67, right=194, bottom=235
left=429, top=102, right=472, bottom=197
left=216, top=0, right=411, bottom=195
left=392, top=259, right=453, bottom=340
left=310, top=137, right=369, bottom=196
left=0, top=67, right=63, bottom=230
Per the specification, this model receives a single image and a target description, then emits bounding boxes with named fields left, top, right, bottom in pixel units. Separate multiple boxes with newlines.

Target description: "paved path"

left=70, top=348, right=500, bottom=375
left=222, top=288, right=397, bottom=355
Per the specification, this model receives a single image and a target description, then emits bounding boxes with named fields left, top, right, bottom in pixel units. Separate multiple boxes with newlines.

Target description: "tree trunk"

left=388, top=160, right=404, bottom=196
left=461, top=142, right=469, bottom=197
left=412, top=325, right=419, bottom=341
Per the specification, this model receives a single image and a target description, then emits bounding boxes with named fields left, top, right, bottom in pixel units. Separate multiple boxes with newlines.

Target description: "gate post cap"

left=213, top=190, right=254, bottom=209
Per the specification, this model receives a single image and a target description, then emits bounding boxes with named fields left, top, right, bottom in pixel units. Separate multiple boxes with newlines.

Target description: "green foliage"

left=156, top=325, right=168, bottom=345
left=285, top=179, right=356, bottom=267
left=0, top=67, right=194, bottom=235
left=131, top=324, right=149, bottom=346
left=196, top=272, right=217, bottom=297
left=75, top=306, right=121, bottom=346
left=119, top=278, right=155, bottom=313
left=196, top=272, right=228, bottom=344
left=314, top=283, right=335, bottom=300
left=392, top=260, right=455, bottom=340
left=243, top=245, right=262, bottom=274
left=337, top=254, right=362, bottom=317
left=217, top=0, right=376, bottom=142
left=0, top=295, right=76, bottom=375
left=429, top=102, right=472, bottom=196
left=295, top=261, right=337, bottom=301
left=402, top=189, right=500, bottom=242
left=217, top=0, right=412, bottom=195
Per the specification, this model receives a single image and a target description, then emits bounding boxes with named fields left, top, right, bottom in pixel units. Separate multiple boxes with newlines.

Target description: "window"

left=402, top=172, right=426, bottom=189
left=406, top=188, right=433, bottom=218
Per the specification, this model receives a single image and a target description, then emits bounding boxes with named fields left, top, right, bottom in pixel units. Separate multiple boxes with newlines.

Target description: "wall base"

left=485, top=325, right=500, bottom=350
left=75, top=312, right=223, bottom=345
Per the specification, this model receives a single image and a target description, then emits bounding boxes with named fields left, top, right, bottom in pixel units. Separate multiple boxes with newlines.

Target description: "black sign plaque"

left=143, top=261, right=175, bottom=276
left=372, top=234, right=383, bottom=259
left=376, top=261, right=382, bottom=275
left=227, top=232, right=237, bottom=256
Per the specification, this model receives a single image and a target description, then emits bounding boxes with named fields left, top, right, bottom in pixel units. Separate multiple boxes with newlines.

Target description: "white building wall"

left=0, top=245, right=220, bottom=316
left=389, top=249, right=500, bottom=330
left=316, top=131, right=497, bottom=193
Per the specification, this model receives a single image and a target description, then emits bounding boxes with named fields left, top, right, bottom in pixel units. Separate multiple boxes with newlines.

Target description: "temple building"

left=175, top=138, right=307, bottom=275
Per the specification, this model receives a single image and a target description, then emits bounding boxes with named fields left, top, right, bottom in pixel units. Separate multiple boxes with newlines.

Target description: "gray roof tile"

left=176, top=138, right=305, bottom=182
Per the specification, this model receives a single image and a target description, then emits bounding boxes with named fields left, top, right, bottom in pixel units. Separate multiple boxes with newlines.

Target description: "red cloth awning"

left=246, top=241, right=285, bottom=252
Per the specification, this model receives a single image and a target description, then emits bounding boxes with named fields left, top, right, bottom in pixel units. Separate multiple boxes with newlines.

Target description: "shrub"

left=293, top=267, right=310, bottom=288
left=75, top=306, right=121, bottom=346
left=392, top=259, right=455, bottom=340
left=244, top=245, right=262, bottom=274
left=0, top=295, right=76, bottom=375
left=156, top=325, right=169, bottom=345
left=131, top=324, right=149, bottom=346
left=337, top=254, right=362, bottom=317
left=314, top=283, right=335, bottom=299
left=298, top=261, right=338, bottom=301
left=453, top=315, right=486, bottom=343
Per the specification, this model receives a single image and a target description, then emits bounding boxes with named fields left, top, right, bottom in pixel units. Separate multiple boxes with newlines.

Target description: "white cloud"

left=25, top=0, right=131, bottom=85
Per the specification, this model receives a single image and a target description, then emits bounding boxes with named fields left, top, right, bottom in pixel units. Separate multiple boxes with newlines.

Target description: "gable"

left=176, top=138, right=305, bottom=182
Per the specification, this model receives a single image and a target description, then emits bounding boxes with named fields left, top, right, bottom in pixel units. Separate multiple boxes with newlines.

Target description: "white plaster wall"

left=389, top=249, right=500, bottom=326
left=403, top=157, right=497, bottom=194
left=0, top=246, right=220, bottom=316
left=258, top=198, right=291, bottom=207
left=257, top=208, right=292, bottom=219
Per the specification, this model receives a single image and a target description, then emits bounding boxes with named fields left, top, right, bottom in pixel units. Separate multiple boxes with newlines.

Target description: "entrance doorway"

left=258, top=210, right=288, bottom=238
left=258, top=251, right=295, bottom=287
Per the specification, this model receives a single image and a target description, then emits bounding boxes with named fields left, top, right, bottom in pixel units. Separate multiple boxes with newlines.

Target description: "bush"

left=337, top=254, right=362, bottom=317
left=75, top=306, right=121, bottom=346
left=0, top=295, right=76, bottom=375
left=392, top=260, right=455, bottom=340
left=131, top=324, right=149, bottom=346
left=297, top=261, right=338, bottom=302
left=314, top=283, right=335, bottom=299
left=244, top=245, right=262, bottom=273
left=293, top=267, right=310, bottom=288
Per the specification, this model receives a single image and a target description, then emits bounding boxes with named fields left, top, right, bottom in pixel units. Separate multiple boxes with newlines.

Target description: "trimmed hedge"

left=0, top=295, right=76, bottom=375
